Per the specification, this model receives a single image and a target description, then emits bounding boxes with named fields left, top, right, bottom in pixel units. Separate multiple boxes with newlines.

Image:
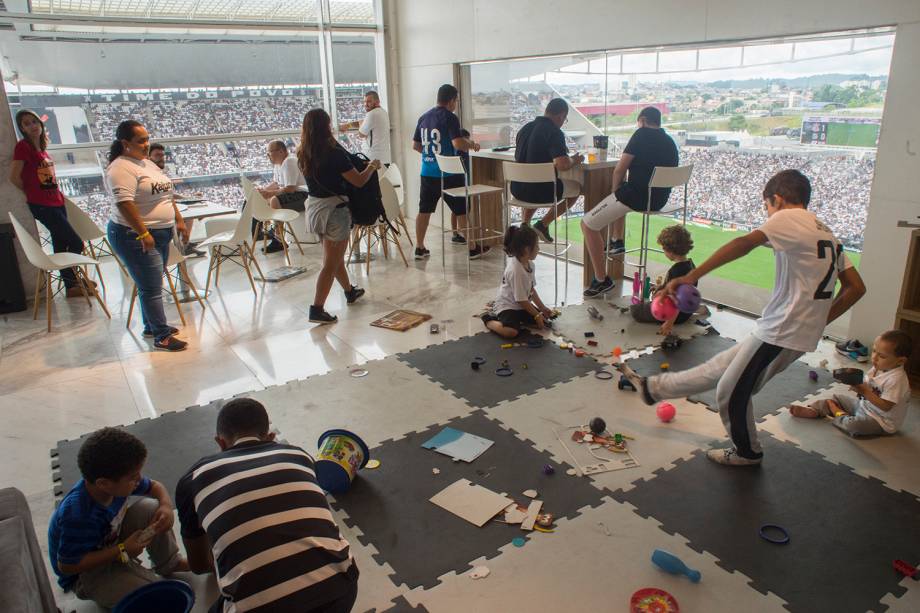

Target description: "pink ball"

left=657, top=402, right=677, bottom=422
left=651, top=295, right=679, bottom=322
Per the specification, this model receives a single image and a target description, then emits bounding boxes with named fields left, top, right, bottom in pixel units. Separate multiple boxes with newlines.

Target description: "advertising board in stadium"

left=800, top=116, right=880, bottom=148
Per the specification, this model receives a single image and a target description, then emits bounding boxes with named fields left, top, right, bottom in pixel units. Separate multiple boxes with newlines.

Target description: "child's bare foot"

left=789, top=404, right=820, bottom=418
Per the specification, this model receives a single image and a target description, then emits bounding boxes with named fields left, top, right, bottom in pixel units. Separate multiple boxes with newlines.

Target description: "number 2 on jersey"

left=420, top=128, right=441, bottom=155
left=814, top=239, right=843, bottom=300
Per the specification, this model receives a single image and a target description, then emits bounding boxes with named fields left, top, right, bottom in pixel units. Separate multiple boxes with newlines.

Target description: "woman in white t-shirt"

left=106, top=120, right=189, bottom=351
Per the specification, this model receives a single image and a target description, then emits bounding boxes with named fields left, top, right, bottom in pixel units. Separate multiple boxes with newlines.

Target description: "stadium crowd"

left=680, top=148, right=872, bottom=249
left=69, top=93, right=874, bottom=249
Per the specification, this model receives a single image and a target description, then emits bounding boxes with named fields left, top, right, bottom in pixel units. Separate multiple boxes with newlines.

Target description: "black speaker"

left=0, top=222, right=27, bottom=313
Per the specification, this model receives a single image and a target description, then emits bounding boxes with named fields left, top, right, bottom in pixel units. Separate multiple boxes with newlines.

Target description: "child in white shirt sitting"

left=791, top=329, right=912, bottom=436
left=481, top=225, right=553, bottom=339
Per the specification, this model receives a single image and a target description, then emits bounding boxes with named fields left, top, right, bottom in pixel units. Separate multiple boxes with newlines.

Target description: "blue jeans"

left=28, top=203, right=84, bottom=288
left=108, top=222, right=173, bottom=341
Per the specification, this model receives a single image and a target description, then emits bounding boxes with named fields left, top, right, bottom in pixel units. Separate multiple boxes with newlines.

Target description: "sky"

left=495, top=35, right=896, bottom=88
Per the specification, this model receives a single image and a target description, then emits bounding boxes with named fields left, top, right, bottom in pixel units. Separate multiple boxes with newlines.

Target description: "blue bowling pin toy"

left=652, top=549, right=701, bottom=583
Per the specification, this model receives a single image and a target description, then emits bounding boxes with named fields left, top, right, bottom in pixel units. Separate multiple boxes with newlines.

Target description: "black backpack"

left=342, top=151, right=396, bottom=234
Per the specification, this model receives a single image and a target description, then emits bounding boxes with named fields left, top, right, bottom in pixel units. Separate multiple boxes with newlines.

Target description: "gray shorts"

left=307, top=195, right=351, bottom=242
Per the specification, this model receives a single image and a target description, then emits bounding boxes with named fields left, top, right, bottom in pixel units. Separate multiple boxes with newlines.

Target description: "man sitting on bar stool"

left=581, top=106, right=679, bottom=297
left=512, top=98, right=584, bottom=243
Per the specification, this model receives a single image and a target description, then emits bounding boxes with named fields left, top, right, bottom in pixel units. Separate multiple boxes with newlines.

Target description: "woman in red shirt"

left=9, top=109, right=88, bottom=296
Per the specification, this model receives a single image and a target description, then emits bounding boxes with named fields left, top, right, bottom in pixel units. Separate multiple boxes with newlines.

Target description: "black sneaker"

left=469, top=245, right=491, bottom=260
left=583, top=276, right=615, bottom=298
left=606, top=239, right=625, bottom=255
left=414, top=247, right=431, bottom=260
left=532, top=220, right=553, bottom=243
left=309, top=305, right=338, bottom=324
left=183, top=243, right=206, bottom=258
left=153, top=335, right=188, bottom=352
left=345, top=286, right=365, bottom=305
left=264, top=239, right=285, bottom=254
left=614, top=362, right=655, bottom=405
left=835, top=339, right=869, bottom=362
left=451, top=233, right=467, bottom=245
left=143, top=326, right=179, bottom=338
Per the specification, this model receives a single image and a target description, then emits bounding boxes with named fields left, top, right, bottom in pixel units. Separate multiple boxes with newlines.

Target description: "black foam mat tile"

left=396, top=331, right=602, bottom=408
left=331, top=410, right=607, bottom=589
left=627, top=331, right=833, bottom=418
left=615, top=432, right=920, bottom=612
left=51, top=401, right=225, bottom=501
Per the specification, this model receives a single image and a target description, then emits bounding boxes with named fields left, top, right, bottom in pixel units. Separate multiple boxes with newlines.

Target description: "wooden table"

left=470, top=149, right=623, bottom=285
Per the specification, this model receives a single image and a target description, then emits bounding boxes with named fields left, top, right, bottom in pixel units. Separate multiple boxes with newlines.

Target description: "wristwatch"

left=117, top=542, right=130, bottom=564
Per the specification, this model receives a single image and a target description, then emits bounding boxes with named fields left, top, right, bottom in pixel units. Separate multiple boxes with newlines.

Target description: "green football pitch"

left=554, top=214, right=861, bottom=290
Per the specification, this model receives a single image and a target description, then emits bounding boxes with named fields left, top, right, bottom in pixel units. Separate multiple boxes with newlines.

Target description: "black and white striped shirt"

left=176, top=439, right=358, bottom=612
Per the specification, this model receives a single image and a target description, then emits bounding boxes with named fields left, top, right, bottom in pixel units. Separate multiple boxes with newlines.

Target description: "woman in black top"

left=297, top=108, right=380, bottom=324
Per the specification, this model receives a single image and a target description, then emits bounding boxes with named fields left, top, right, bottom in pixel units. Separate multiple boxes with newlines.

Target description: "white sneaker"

left=706, top=447, right=762, bottom=466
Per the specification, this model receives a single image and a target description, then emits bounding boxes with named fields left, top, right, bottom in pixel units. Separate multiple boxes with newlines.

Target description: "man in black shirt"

left=511, top=98, right=584, bottom=243
left=176, top=398, right=359, bottom=612
left=581, top=106, right=679, bottom=297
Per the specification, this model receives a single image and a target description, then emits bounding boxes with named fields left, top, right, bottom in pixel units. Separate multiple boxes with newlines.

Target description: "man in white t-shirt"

left=257, top=140, right=307, bottom=253
left=339, top=91, right=391, bottom=165
left=618, top=169, right=867, bottom=466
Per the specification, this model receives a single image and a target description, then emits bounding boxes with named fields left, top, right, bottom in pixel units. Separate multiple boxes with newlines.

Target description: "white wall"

left=0, top=67, right=39, bottom=302
left=389, top=0, right=920, bottom=341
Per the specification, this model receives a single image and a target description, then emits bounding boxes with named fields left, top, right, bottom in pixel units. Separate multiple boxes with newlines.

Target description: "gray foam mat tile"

left=760, top=385, right=920, bottom=499
left=614, top=432, right=920, bottom=613
left=378, top=596, right=431, bottom=612
left=552, top=298, right=708, bottom=357
left=396, top=331, right=603, bottom=408
left=329, top=410, right=607, bottom=590
left=51, top=400, right=226, bottom=501
left=626, top=330, right=834, bottom=419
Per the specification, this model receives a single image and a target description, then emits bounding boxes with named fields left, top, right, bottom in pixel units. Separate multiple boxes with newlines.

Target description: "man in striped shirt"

left=175, top=398, right=359, bottom=612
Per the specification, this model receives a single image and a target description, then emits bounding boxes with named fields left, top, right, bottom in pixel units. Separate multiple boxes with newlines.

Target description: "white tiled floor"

left=2, top=231, right=916, bottom=612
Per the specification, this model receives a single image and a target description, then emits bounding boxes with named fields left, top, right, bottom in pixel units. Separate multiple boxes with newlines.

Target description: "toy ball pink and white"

left=651, top=295, right=680, bottom=321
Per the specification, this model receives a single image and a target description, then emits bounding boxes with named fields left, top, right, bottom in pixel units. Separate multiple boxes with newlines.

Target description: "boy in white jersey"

left=618, top=169, right=866, bottom=466
left=790, top=330, right=912, bottom=436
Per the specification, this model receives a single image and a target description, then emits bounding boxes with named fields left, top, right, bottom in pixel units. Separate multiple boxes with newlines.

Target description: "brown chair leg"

left=288, top=223, right=305, bottom=255
left=88, top=266, right=111, bottom=319
left=180, top=262, right=207, bottom=310
left=74, top=268, right=93, bottom=309
left=240, top=246, right=258, bottom=295
left=244, top=242, right=265, bottom=281
left=33, top=269, right=44, bottom=320
left=204, top=247, right=217, bottom=293
left=126, top=285, right=137, bottom=328
left=45, top=271, right=52, bottom=332
left=164, top=269, right=186, bottom=326
left=366, top=226, right=372, bottom=276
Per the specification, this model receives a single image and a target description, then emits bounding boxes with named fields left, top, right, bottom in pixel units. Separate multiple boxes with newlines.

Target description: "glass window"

left=4, top=1, right=380, bottom=230
left=463, top=29, right=894, bottom=334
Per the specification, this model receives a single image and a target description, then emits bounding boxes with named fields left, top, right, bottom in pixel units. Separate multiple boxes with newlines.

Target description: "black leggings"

left=28, top=203, right=84, bottom=287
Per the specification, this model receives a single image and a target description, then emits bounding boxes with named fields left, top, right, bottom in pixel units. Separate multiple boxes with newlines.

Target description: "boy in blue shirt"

left=48, top=427, right=187, bottom=607
left=413, top=83, right=490, bottom=260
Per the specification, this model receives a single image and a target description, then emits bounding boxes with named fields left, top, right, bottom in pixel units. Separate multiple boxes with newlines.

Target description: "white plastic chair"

left=622, top=164, right=694, bottom=283
left=125, top=241, right=206, bottom=329
left=501, top=161, right=572, bottom=306
left=435, top=154, right=503, bottom=273
left=197, top=187, right=264, bottom=296
left=379, top=176, right=409, bottom=267
left=63, top=198, right=122, bottom=293
left=382, top=163, right=412, bottom=245
left=243, top=175, right=305, bottom=265
left=8, top=212, right=111, bottom=332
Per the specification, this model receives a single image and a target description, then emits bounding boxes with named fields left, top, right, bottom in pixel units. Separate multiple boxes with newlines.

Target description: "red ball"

left=656, top=402, right=677, bottom=422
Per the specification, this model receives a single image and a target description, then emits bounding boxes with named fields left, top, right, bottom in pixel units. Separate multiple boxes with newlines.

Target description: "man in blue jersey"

left=412, top=84, right=490, bottom=260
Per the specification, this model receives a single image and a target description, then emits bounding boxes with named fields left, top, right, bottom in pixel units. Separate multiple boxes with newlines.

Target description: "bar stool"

left=621, top=164, right=694, bottom=285
left=501, top=161, right=574, bottom=306
left=435, top=154, right=503, bottom=274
